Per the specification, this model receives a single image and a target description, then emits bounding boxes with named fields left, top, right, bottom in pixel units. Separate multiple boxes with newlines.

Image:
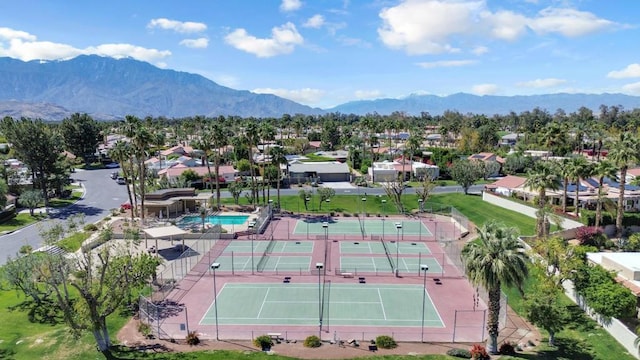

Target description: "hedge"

left=580, top=209, right=640, bottom=227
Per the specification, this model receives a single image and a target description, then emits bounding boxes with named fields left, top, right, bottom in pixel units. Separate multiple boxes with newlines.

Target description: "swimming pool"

left=178, top=214, right=250, bottom=226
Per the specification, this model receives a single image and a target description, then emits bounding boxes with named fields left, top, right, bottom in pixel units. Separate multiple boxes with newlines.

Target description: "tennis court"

left=339, top=256, right=442, bottom=274
left=340, top=241, right=431, bottom=255
left=293, top=219, right=431, bottom=236
left=223, top=240, right=314, bottom=254
left=213, top=255, right=311, bottom=272
left=200, top=283, right=444, bottom=327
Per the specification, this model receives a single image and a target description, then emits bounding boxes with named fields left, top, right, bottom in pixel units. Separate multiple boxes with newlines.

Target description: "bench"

left=268, top=333, right=282, bottom=342
left=342, top=273, right=354, bottom=278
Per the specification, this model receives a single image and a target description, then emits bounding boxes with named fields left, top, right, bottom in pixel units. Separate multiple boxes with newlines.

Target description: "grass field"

left=0, top=213, right=43, bottom=233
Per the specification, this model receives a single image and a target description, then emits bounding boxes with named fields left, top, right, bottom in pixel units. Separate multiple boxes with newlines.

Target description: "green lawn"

left=0, top=213, right=43, bottom=233
left=502, top=267, right=637, bottom=360
left=48, top=190, right=83, bottom=208
left=57, top=232, right=91, bottom=252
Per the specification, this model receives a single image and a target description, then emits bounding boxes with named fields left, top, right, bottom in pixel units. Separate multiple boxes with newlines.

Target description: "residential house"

left=289, top=161, right=350, bottom=183
left=484, top=175, right=527, bottom=197
left=499, top=133, right=523, bottom=147
left=161, top=145, right=194, bottom=158
left=314, top=150, right=349, bottom=162
left=158, top=165, right=237, bottom=183
left=143, top=188, right=214, bottom=218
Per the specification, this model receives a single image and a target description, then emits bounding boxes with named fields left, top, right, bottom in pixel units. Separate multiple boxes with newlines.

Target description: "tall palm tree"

left=211, top=123, right=227, bottom=209
left=555, top=158, right=571, bottom=214
left=462, top=221, right=529, bottom=354
left=245, top=121, right=260, bottom=204
left=260, top=122, right=276, bottom=203
left=269, top=146, right=287, bottom=208
left=607, top=133, right=640, bottom=237
left=109, top=141, right=136, bottom=221
left=568, top=156, right=592, bottom=217
left=593, top=159, right=617, bottom=228
left=525, top=162, right=559, bottom=238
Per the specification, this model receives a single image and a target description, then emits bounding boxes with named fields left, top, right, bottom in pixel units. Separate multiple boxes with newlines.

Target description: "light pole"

left=418, top=198, right=423, bottom=213
left=315, top=262, right=324, bottom=339
left=420, top=264, right=429, bottom=342
left=395, top=223, right=402, bottom=277
left=325, top=199, right=331, bottom=221
left=248, top=224, right=254, bottom=275
left=268, top=199, right=273, bottom=217
left=210, top=262, right=221, bottom=340
left=306, top=197, right=310, bottom=212
left=381, top=199, right=387, bottom=240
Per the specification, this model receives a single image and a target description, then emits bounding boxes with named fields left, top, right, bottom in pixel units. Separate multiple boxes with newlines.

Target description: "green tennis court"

left=223, top=240, right=314, bottom=254
left=200, top=283, right=444, bottom=327
left=293, top=219, right=431, bottom=236
left=340, top=241, right=431, bottom=255
left=213, top=255, right=311, bottom=272
left=339, top=256, right=442, bottom=274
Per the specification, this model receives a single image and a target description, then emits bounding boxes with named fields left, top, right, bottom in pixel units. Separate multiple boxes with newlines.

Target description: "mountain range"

left=1, top=55, right=640, bottom=120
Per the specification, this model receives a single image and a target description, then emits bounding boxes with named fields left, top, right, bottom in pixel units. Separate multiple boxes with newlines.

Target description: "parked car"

left=116, top=177, right=126, bottom=185
left=104, top=162, right=120, bottom=169
left=110, top=172, right=119, bottom=179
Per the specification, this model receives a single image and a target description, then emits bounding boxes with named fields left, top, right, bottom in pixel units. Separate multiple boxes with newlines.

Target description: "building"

left=143, top=188, right=213, bottom=218
left=288, top=161, right=350, bottom=183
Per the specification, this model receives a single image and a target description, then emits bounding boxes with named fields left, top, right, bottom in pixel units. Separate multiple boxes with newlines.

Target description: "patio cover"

left=143, top=225, right=188, bottom=238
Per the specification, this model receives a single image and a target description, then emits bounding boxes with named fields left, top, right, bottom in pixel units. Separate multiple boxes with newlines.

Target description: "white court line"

left=401, top=258, right=410, bottom=272
left=424, top=287, right=445, bottom=326
left=256, top=288, right=271, bottom=319
left=367, top=242, right=373, bottom=254
left=377, top=288, right=387, bottom=320
left=273, top=256, right=282, bottom=270
left=199, top=282, right=229, bottom=325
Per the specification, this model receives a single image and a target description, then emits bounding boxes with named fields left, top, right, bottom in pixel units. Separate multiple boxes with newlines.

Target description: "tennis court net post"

left=379, top=238, right=396, bottom=273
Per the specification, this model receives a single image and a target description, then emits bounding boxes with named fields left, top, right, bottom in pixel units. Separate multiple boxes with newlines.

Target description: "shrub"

left=470, top=344, right=490, bottom=360
left=446, top=348, right=472, bottom=358
left=84, top=223, right=98, bottom=232
left=575, top=226, right=606, bottom=248
left=185, top=331, right=200, bottom=345
left=499, top=341, right=516, bottom=355
left=253, top=335, right=273, bottom=350
left=375, top=335, right=397, bottom=349
left=138, top=322, right=152, bottom=338
left=303, top=335, right=321, bottom=348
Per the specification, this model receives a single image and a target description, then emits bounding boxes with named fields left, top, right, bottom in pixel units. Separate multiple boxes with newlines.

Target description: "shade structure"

left=143, top=225, right=188, bottom=239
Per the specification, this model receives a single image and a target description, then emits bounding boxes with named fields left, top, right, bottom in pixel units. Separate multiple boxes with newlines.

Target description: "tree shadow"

left=7, top=298, right=64, bottom=325
left=103, top=344, right=173, bottom=359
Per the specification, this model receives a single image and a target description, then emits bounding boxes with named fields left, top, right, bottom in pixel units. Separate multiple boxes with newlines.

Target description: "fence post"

left=452, top=310, right=457, bottom=342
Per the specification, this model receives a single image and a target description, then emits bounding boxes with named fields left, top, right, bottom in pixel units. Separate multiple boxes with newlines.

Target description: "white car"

left=116, top=177, right=126, bottom=185
left=105, top=162, right=120, bottom=169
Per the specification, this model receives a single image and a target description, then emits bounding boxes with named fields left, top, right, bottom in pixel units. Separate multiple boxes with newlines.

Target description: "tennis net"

left=380, top=238, right=395, bottom=272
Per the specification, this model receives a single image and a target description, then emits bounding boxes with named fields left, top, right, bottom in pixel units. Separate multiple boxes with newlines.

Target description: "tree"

left=382, top=180, right=405, bottom=214
left=321, top=120, right=341, bottom=151
left=299, top=189, right=313, bottom=211
left=525, top=162, right=559, bottom=238
left=18, top=189, right=43, bottom=215
left=607, top=133, right=640, bottom=238
left=270, top=146, right=288, bottom=207
left=461, top=221, right=529, bottom=354
left=5, top=246, right=157, bottom=352
left=316, top=187, right=335, bottom=210
left=567, top=156, right=592, bottom=217
left=227, top=180, right=244, bottom=205
left=524, top=271, right=569, bottom=346
left=0, top=178, right=8, bottom=209
left=1, top=117, right=65, bottom=207
left=109, top=141, right=136, bottom=220
left=449, top=160, right=482, bottom=194
left=180, top=169, right=201, bottom=185
left=415, top=176, right=436, bottom=205
left=60, top=113, right=102, bottom=165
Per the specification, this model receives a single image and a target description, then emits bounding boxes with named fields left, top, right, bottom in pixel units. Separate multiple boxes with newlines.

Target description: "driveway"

left=320, top=181, right=356, bottom=189
left=0, top=168, right=129, bottom=265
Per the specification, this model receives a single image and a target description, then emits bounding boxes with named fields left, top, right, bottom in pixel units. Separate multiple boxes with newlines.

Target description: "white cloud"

left=377, top=1, right=616, bottom=55
left=354, top=90, right=383, bottom=100
left=472, top=84, right=498, bottom=95
left=337, top=36, right=371, bottom=48
left=179, top=38, right=209, bottom=49
left=416, top=59, right=476, bottom=68
left=481, top=10, right=528, bottom=41
left=0, top=27, right=171, bottom=64
left=621, top=81, right=640, bottom=94
left=304, top=14, right=325, bottom=29
left=529, top=8, right=613, bottom=37
left=378, top=0, right=481, bottom=55
left=471, top=46, right=489, bottom=55
left=607, top=64, right=640, bottom=79
left=252, top=87, right=325, bottom=105
left=0, top=27, right=36, bottom=41
left=224, top=22, right=303, bottom=58
left=516, top=78, right=567, bottom=88
left=147, top=18, right=207, bottom=33
left=280, top=0, right=302, bottom=12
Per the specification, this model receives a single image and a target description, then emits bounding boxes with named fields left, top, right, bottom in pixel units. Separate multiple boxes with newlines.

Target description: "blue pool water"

left=178, top=214, right=250, bottom=226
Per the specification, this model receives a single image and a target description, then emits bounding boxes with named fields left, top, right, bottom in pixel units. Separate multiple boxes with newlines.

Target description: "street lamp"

left=210, top=262, right=221, bottom=340
left=315, top=262, right=324, bottom=339
left=381, top=199, right=387, bottom=240
left=420, top=264, right=429, bottom=342
left=268, top=199, right=273, bottom=217
left=248, top=224, right=254, bottom=275
left=418, top=198, right=423, bottom=213
left=325, top=199, right=331, bottom=221
left=395, top=223, right=402, bottom=277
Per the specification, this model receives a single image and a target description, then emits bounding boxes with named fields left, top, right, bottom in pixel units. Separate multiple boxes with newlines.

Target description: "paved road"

left=0, top=168, right=129, bottom=265
left=246, top=184, right=484, bottom=197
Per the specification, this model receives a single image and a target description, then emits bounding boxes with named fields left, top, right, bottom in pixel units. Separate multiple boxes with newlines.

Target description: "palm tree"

left=109, top=141, right=136, bottom=221
left=593, top=159, right=617, bottom=228
left=245, top=122, right=260, bottom=204
left=525, top=162, right=559, bottom=238
left=260, top=122, right=276, bottom=203
left=269, top=146, right=287, bottom=208
left=607, top=133, right=640, bottom=237
left=555, top=158, right=571, bottom=214
left=211, top=123, right=227, bottom=209
left=461, top=221, right=529, bottom=354
left=568, top=156, right=592, bottom=217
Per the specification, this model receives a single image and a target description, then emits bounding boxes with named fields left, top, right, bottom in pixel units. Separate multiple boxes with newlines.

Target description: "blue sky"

left=1, top=0, right=639, bottom=109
